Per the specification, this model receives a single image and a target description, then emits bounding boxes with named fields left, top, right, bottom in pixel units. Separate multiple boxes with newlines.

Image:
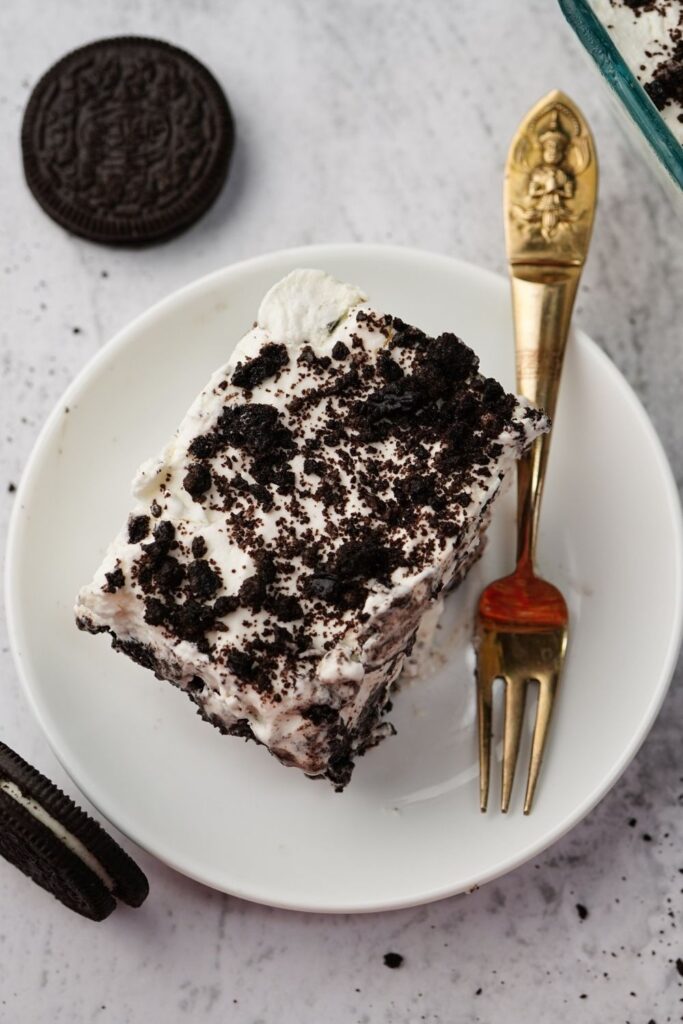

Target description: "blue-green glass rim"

left=558, top=0, right=683, bottom=190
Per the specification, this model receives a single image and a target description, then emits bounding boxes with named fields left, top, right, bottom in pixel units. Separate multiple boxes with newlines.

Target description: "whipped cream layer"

left=590, top=0, right=683, bottom=143
left=76, top=270, right=547, bottom=788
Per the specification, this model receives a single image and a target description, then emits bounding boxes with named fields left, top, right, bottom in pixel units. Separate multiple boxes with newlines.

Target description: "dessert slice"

left=76, top=270, right=548, bottom=789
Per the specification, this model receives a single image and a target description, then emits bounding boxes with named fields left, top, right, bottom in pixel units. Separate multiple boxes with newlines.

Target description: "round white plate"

left=6, top=245, right=682, bottom=913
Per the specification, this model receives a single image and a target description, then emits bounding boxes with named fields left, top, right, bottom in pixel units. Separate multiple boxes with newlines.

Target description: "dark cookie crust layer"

left=0, top=742, right=148, bottom=910
left=21, top=37, right=234, bottom=245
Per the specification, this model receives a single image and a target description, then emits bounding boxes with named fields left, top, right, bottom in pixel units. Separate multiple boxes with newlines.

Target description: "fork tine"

left=523, top=671, right=559, bottom=814
left=501, top=677, right=527, bottom=813
left=476, top=672, right=494, bottom=812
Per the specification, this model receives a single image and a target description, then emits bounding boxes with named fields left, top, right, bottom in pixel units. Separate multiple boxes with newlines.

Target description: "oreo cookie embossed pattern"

left=21, top=37, right=234, bottom=244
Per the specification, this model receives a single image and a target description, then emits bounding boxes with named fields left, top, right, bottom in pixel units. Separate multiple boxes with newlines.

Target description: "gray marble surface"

left=1, top=1, right=682, bottom=1021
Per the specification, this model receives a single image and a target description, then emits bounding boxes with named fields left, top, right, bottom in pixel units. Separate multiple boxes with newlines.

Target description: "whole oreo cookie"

left=21, top=37, right=234, bottom=245
left=0, top=742, right=148, bottom=920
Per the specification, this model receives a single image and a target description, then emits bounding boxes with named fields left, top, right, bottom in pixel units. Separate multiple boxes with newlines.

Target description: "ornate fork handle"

left=511, top=267, right=580, bottom=568
left=505, top=91, right=597, bottom=570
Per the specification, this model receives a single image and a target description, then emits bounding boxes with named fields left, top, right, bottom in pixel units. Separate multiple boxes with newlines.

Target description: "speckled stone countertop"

left=1, top=1, right=682, bottom=1021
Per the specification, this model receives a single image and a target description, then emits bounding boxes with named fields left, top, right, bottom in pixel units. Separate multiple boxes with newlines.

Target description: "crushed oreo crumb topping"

left=214, top=595, right=239, bottom=617
left=127, top=515, right=150, bottom=544
left=103, top=567, right=125, bottom=592
left=187, top=560, right=222, bottom=600
left=232, top=342, right=289, bottom=390
left=183, top=463, right=212, bottom=499
left=331, top=340, right=349, bottom=361
left=191, top=535, right=207, bottom=559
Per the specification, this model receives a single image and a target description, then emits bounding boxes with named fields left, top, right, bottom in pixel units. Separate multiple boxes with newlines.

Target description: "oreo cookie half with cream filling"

left=76, top=269, right=549, bottom=789
left=0, top=742, right=148, bottom=920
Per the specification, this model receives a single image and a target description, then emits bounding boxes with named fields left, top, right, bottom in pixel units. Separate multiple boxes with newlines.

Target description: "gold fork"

left=475, top=90, right=598, bottom=814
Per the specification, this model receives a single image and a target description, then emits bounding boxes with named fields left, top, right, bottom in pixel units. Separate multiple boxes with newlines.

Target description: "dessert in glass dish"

left=591, top=0, right=682, bottom=141
left=560, top=0, right=683, bottom=195
left=76, top=270, right=547, bottom=788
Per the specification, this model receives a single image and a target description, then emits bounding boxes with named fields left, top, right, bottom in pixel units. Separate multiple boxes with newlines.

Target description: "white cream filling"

left=0, top=780, right=115, bottom=891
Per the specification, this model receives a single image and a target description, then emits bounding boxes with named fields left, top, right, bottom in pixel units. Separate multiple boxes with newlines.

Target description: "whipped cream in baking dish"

left=76, top=270, right=547, bottom=788
left=589, top=0, right=683, bottom=143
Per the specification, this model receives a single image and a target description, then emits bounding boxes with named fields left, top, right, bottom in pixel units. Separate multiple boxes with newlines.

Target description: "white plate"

left=6, top=245, right=683, bottom=913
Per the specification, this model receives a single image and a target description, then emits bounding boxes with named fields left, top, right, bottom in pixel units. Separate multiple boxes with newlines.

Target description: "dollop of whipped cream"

left=258, top=269, right=366, bottom=351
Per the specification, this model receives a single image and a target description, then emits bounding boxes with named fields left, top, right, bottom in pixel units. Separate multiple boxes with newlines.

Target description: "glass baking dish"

left=558, top=0, right=683, bottom=201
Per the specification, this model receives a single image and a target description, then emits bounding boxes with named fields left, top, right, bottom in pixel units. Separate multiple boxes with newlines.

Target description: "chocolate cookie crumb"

left=188, top=433, right=221, bottom=459
left=302, top=704, right=339, bottom=725
left=377, top=350, right=404, bottom=381
left=227, top=649, right=254, bottom=681
left=303, top=457, right=325, bottom=476
left=191, top=536, right=208, bottom=559
left=183, top=463, right=212, bottom=499
left=232, top=343, right=289, bottom=389
left=239, top=574, right=267, bottom=610
left=332, top=340, right=349, bottom=361
left=187, top=560, right=222, bottom=600
left=144, top=597, right=166, bottom=626
left=153, top=520, right=175, bottom=546
left=127, top=515, right=150, bottom=544
left=104, top=567, right=125, bottom=592
left=214, top=595, right=239, bottom=617
left=266, top=592, right=303, bottom=622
